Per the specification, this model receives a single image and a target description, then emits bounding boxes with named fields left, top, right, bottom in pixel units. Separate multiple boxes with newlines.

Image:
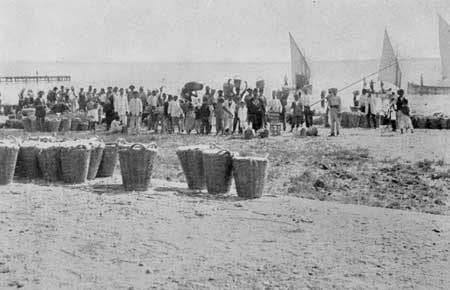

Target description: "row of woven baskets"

left=22, top=116, right=91, bottom=132
left=0, top=137, right=158, bottom=191
left=176, top=145, right=269, bottom=199
left=0, top=137, right=117, bottom=185
left=340, top=112, right=381, bottom=128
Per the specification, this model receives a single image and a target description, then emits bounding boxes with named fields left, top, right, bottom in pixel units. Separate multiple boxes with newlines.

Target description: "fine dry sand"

left=0, top=127, right=450, bottom=289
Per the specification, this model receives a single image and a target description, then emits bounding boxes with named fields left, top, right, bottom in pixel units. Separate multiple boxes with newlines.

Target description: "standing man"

left=129, top=91, right=143, bottom=135
left=223, top=95, right=236, bottom=134
left=114, top=87, right=129, bottom=127
left=364, top=91, right=378, bottom=128
left=302, top=90, right=312, bottom=128
left=327, top=88, right=341, bottom=137
left=34, top=91, right=46, bottom=131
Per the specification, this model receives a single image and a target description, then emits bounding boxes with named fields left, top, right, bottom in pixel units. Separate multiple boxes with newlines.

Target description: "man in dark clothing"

left=34, top=91, right=46, bottom=131
left=78, top=88, right=87, bottom=111
left=47, top=87, right=57, bottom=106
left=104, top=94, right=115, bottom=131
left=199, top=97, right=211, bottom=134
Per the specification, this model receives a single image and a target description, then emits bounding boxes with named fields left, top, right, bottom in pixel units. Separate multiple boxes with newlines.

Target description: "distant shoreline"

left=0, top=57, right=441, bottom=65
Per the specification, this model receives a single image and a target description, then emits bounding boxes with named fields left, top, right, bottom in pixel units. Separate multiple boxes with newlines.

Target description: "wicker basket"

left=119, top=143, right=158, bottom=191
left=15, top=141, right=42, bottom=179
left=306, top=126, right=318, bottom=136
left=60, top=143, right=92, bottom=184
left=71, top=118, right=81, bottom=131
left=79, top=121, right=89, bottom=131
left=59, top=118, right=72, bottom=132
left=232, top=155, right=268, bottom=199
left=23, top=117, right=37, bottom=132
left=176, top=145, right=209, bottom=190
left=96, top=142, right=119, bottom=178
left=0, top=140, right=20, bottom=185
left=202, top=148, right=233, bottom=194
left=45, top=118, right=61, bottom=132
left=87, top=141, right=105, bottom=180
left=37, top=143, right=61, bottom=182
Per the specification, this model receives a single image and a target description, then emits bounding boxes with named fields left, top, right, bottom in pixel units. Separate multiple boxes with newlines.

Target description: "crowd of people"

left=9, top=78, right=414, bottom=137
left=13, top=81, right=318, bottom=136
left=347, top=80, right=414, bottom=134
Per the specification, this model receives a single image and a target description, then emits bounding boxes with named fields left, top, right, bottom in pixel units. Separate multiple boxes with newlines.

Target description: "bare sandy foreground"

left=1, top=128, right=450, bottom=289
left=0, top=177, right=449, bottom=290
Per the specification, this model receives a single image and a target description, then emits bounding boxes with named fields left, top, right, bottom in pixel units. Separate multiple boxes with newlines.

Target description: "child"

left=87, top=99, right=99, bottom=132
left=184, top=102, right=196, bottom=135
left=108, top=114, right=123, bottom=134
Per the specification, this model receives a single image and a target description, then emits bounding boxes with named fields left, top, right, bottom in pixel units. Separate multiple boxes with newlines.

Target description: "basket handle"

left=6, top=135, right=19, bottom=144
left=130, top=143, right=146, bottom=150
left=116, top=138, right=127, bottom=144
left=148, top=142, right=158, bottom=149
left=75, top=144, right=87, bottom=150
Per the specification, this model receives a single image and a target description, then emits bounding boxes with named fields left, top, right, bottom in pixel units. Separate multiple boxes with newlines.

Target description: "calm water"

left=0, top=58, right=448, bottom=114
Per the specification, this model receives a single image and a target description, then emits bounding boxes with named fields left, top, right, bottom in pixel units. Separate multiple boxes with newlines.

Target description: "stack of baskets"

left=23, top=117, right=38, bottom=132
left=96, top=142, right=119, bottom=178
left=0, top=137, right=122, bottom=185
left=176, top=145, right=209, bottom=190
left=118, top=143, right=158, bottom=191
left=0, top=137, right=20, bottom=185
left=268, top=112, right=282, bottom=136
left=176, top=144, right=269, bottom=199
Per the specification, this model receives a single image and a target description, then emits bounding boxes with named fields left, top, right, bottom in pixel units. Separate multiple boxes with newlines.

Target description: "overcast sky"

left=0, top=0, right=449, bottom=62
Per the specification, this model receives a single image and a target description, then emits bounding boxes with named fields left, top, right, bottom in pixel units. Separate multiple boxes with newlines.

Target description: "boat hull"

left=407, top=82, right=450, bottom=95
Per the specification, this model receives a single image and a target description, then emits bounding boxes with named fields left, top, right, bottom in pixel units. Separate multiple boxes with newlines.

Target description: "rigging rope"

left=309, top=60, right=401, bottom=108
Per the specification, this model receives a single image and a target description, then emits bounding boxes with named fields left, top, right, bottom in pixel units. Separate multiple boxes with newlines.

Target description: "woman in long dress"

left=396, top=89, right=414, bottom=134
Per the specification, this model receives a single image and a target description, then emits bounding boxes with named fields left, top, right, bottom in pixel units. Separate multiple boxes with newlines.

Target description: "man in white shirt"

left=114, top=88, right=129, bottom=126
left=168, top=95, right=183, bottom=133
left=223, top=96, right=236, bottom=133
left=302, top=91, right=312, bottom=128
left=129, top=91, right=143, bottom=135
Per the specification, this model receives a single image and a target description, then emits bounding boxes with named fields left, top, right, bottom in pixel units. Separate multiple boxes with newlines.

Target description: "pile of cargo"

left=4, top=112, right=93, bottom=132
left=0, top=137, right=160, bottom=192
left=177, top=145, right=269, bottom=199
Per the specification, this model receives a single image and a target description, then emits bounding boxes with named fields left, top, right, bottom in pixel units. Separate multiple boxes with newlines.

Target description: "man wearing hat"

left=327, top=88, right=341, bottom=137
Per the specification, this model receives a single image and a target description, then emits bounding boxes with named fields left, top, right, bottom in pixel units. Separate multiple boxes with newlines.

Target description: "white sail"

left=438, top=14, right=450, bottom=80
left=378, top=29, right=401, bottom=88
left=289, top=33, right=311, bottom=91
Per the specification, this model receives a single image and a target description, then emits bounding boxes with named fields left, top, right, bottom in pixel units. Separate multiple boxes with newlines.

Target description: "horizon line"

left=0, top=56, right=440, bottom=65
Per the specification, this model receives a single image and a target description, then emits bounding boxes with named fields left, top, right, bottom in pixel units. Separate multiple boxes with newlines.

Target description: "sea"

left=0, top=58, right=448, bottom=115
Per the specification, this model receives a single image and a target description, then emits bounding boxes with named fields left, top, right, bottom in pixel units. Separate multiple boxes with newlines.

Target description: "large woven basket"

left=59, top=118, right=72, bottom=132
left=71, top=118, right=81, bottom=131
left=0, top=140, right=20, bottom=185
left=60, top=143, right=92, bottom=184
left=23, top=117, right=37, bottom=132
left=232, top=155, right=268, bottom=199
left=37, top=143, right=61, bottom=182
left=176, top=145, right=209, bottom=190
left=119, top=143, right=158, bottom=191
left=96, top=143, right=119, bottom=178
left=79, top=121, right=89, bottom=131
left=15, top=141, right=42, bottom=179
left=202, top=148, right=233, bottom=194
left=87, top=141, right=105, bottom=180
left=45, top=118, right=61, bottom=132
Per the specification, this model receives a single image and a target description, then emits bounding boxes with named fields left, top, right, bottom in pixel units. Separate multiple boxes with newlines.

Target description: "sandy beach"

left=0, top=127, right=450, bottom=289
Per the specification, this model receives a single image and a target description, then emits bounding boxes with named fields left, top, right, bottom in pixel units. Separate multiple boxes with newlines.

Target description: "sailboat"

left=289, top=32, right=312, bottom=94
left=378, top=29, right=402, bottom=90
left=408, top=14, right=450, bottom=95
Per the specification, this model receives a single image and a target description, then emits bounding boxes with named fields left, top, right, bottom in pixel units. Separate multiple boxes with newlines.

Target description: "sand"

left=0, top=127, right=450, bottom=289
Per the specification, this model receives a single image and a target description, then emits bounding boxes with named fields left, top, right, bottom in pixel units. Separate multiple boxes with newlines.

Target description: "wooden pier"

left=0, top=75, right=71, bottom=83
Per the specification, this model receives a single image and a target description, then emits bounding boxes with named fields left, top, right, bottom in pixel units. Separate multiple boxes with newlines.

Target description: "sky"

left=0, top=0, right=449, bottom=63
